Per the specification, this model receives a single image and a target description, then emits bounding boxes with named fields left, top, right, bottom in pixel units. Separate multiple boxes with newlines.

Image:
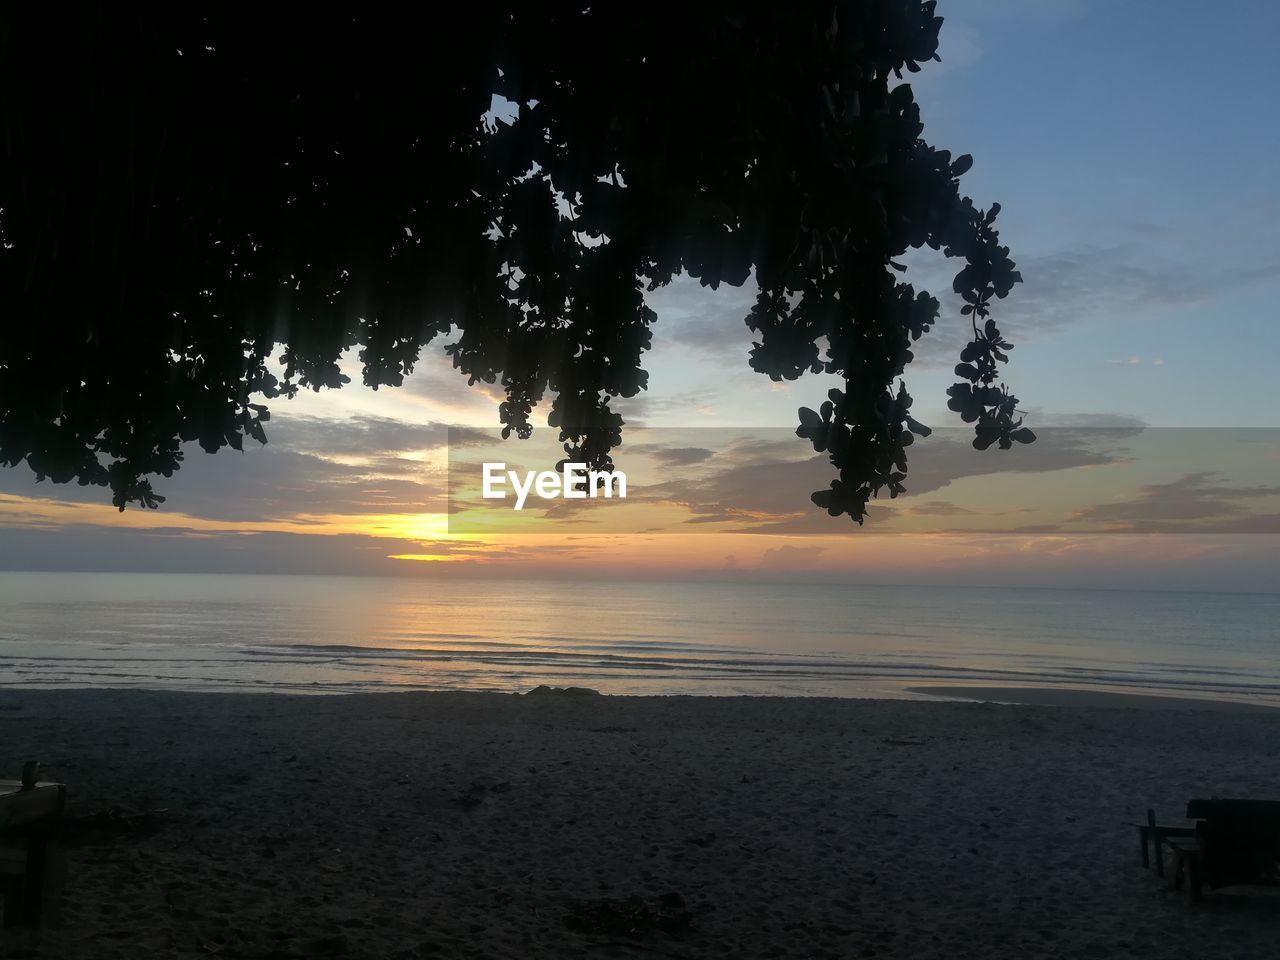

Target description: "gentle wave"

left=0, top=573, right=1278, bottom=704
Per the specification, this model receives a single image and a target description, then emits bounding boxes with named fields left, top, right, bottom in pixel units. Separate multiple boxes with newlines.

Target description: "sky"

left=2, top=0, right=1278, bottom=591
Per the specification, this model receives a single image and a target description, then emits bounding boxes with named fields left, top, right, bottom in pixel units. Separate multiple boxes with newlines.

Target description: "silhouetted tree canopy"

left=0, top=2, right=1032, bottom=521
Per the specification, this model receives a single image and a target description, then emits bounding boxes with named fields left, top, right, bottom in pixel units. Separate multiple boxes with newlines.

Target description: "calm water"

left=0, top=573, right=1278, bottom=705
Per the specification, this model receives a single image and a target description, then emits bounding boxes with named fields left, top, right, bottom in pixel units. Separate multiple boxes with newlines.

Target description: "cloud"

left=398, top=347, right=508, bottom=414
left=1066, top=471, right=1280, bottom=533
left=636, top=215, right=1280, bottom=376
left=646, top=273, right=757, bottom=356
left=610, top=388, right=724, bottom=426
left=1019, top=412, right=1147, bottom=428
left=638, top=452, right=831, bottom=523
left=0, top=410, right=506, bottom=523
left=904, top=500, right=976, bottom=517
left=269, top=415, right=454, bottom=457
left=621, top=427, right=1131, bottom=534
left=629, top=445, right=715, bottom=467
left=900, top=235, right=1280, bottom=366
left=757, top=544, right=828, bottom=569
left=0, top=515, right=617, bottom=575
left=893, top=427, right=1134, bottom=493
left=623, top=228, right=1280, bottom=379
left=0, top=443, right=448, bottom=523
left=0, top=525, right=433, bottom=576
left=439, top=423, right=1166, bottom=537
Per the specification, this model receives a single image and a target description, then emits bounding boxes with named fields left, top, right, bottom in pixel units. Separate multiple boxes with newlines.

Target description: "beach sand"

left=2, top=688, right=1278, bottom=958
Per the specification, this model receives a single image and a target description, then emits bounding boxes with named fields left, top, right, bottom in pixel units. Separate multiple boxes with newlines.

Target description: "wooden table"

left=1156, top=798, right=1280, bottom=905
left=0, top=765, right=66, bottom=927
left=1132, top=808, right=1195, bottom=878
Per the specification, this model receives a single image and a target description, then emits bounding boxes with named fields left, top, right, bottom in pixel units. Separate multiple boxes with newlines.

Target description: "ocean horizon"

left=2, top=571, right=1277, bottom=705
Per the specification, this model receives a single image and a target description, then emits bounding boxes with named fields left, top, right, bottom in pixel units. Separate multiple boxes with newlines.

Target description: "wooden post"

left=9, top=836, right=48, bottom=927
left=1, top=764, right=66, bottom=928
left=1150, top=810, right=1166, bottom=877
left=1184, top=852, right=1203, bottom=905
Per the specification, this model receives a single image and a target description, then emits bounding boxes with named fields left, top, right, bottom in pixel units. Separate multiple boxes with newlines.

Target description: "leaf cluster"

left=0, top=3, right=1031, bottom=519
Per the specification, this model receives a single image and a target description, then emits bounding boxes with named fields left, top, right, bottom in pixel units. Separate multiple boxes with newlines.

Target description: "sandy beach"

left=3, top=688, right=1278, bottom=959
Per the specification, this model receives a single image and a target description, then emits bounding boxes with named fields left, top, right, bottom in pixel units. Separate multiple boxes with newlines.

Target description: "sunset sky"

left=2, top=0, right=1278, bottom=591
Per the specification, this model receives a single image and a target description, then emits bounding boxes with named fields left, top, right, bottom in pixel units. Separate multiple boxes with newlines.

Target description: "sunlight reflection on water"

left=0, top=573, right=1277, bottom=705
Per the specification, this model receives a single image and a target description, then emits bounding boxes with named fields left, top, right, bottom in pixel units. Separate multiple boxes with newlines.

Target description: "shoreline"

left=6, top=567, right=1279, bottom=597
left=4, top=682, right=1279, bottom=712
left=904, top=684, right=1280, bottom=712
left=3, top=688, right=1279, bottom=958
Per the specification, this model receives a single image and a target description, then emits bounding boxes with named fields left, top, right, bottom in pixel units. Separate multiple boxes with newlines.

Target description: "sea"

left=1, top=572, right=1278, bottom=705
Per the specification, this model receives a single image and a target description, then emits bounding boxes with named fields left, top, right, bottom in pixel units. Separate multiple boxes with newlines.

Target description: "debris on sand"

left=562, top=892, right=693, bottom=939
left=62, top=806, right=172, bottom=846
left=526, top=685, right=601, bottom=697
left=452, top=780, right=514, bottom=809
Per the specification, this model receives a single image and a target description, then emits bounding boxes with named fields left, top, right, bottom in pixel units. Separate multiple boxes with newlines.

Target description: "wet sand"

left=906, top=685, right=1280, bottom=712
left=2, top=688, right=1278, bottom=958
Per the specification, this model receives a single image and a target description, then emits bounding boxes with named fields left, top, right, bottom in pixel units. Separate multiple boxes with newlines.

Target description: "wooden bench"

left=1162, top=836, right=1205, bottom=905
left=1132, top=808, right=1195, bottom=878
left=0, top=762, right=66, bottom=927
left=1160, top=798, right=1280, bottom=904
